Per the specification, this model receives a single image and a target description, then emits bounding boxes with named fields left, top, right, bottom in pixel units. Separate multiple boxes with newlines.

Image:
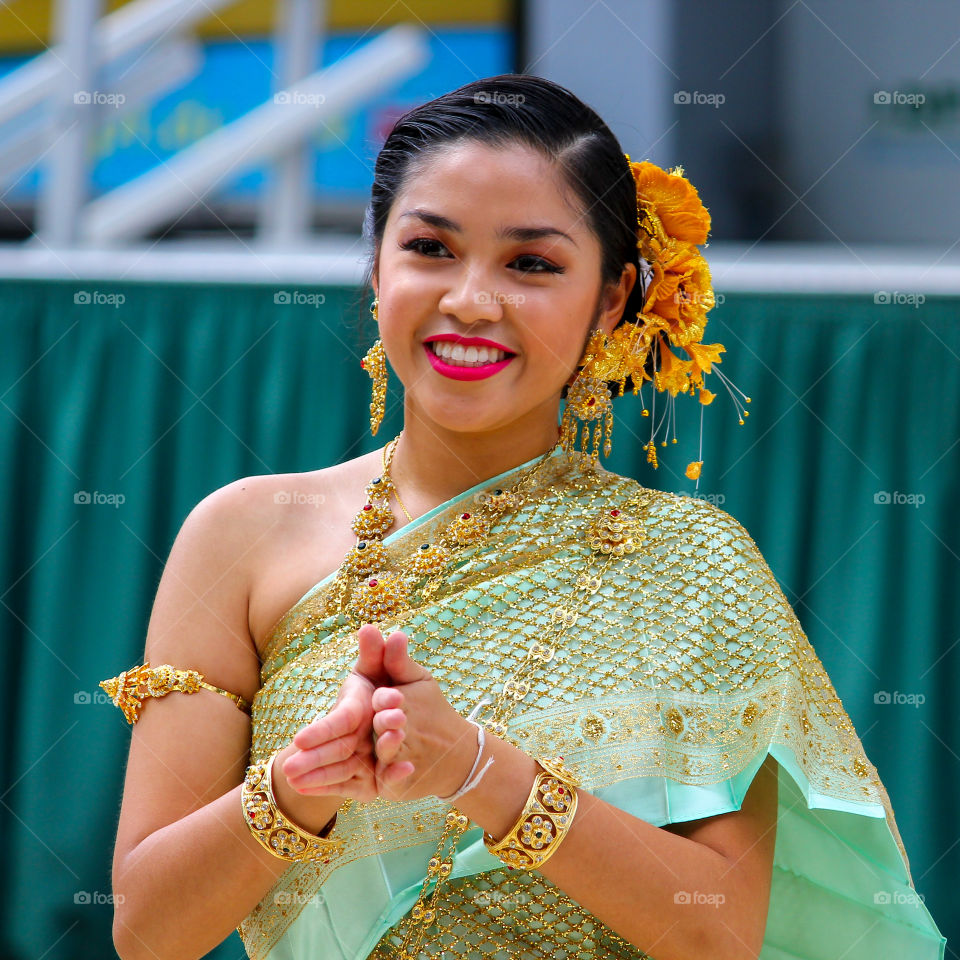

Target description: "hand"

left=369, top=629, right=479, bottom=803
left=278, top=624, right=413, bottom=804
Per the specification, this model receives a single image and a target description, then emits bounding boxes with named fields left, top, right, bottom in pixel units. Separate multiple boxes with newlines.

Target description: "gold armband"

left=242, top=751, right=344, bottom=864
left=483, top=756, right=580, bottom=871
left=99, top=661, right=252, bottom=724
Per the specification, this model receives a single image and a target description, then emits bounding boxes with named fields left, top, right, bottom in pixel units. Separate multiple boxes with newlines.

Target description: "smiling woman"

left=101, top=73, right=946, bottom=960
left=367, top=135, right=638, bottom=468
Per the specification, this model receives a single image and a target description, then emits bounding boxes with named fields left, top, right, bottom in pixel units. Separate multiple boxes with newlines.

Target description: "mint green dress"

left=237, top=447, right=946, bottom=959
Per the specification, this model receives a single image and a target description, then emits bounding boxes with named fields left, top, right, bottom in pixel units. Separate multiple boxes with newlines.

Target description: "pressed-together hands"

left=279, top=624, right=478, bottom=805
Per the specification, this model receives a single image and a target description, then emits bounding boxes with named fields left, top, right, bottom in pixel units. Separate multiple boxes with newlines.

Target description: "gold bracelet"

left=100, top=661, right=252, bottom=723
left=242, top=751, right=345, bottom=864
left=483, top=756, right=580, bottom=871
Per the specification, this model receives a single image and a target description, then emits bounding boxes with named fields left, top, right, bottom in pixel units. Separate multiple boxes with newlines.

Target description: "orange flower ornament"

left=574, top=156, right=751, bottom=481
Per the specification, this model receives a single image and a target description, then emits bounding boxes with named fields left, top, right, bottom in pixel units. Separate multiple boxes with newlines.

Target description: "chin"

left=412, top=395, right=519, bottom=437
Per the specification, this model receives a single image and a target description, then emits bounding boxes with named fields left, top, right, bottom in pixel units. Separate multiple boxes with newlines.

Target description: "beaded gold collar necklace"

left=330, top=432, right=565, bottom=627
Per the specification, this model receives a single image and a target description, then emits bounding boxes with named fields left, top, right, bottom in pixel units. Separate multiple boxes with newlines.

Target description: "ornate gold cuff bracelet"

left=242, top=751, right=344, bottom=864
left=483, top=756, right=580, bottom=871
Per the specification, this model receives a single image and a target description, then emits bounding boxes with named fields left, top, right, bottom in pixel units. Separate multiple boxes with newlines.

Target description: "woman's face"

left=372, top=140, right=635, bottom=439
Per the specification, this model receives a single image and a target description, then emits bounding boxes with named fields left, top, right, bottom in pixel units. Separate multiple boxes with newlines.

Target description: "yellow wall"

left=0, top=0, right=511, bottom=55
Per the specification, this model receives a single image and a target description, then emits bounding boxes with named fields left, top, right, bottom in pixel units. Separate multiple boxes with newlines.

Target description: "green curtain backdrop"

left=1, top=277, right=955, bottom=959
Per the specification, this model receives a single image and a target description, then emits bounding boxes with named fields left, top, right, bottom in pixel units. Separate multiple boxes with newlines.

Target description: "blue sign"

left=0, top=27, right=512, bottom=202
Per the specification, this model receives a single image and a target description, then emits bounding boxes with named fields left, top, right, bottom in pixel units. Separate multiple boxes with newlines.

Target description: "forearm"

left=113, top=744, right=342, bottom=960
left=453, top=735, right=747, bottom=960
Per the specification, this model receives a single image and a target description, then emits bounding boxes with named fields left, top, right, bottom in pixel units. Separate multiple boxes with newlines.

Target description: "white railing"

left=0, top=242, right=956, bottom=295
left=0, top=0, right=429, bottom=248
left=77, top=24, right=427, bottom=246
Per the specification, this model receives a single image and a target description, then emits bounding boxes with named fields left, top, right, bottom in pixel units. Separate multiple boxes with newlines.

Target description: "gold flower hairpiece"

left=575, top=155, right=751, bottom=480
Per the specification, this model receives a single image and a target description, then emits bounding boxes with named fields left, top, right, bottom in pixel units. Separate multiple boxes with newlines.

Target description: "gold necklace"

left=381, top=435, right=414, bottom=523
left=331, top=434, right=561, bottom=627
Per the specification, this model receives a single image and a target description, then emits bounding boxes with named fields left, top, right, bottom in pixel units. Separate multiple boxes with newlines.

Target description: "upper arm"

left=662, top=754, right=779, bottom=956
left=112, top=479, right=264, bottom=879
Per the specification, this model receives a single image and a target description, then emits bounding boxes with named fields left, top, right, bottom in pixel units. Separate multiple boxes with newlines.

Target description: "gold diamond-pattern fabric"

left=236, top=449, right=934, bottom=959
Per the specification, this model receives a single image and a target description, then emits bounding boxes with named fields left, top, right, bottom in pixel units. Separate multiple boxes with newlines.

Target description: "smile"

left=423, top=341, right=516, bottom=381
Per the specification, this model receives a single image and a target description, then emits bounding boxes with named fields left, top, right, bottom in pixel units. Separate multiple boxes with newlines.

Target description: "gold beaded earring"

left=360, top=298, right=387, bottom=437
left=559, top=329, right=615, bottom=463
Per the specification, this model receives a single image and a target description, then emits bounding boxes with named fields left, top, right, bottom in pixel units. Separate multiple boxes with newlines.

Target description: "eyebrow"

left=398, top=208, right=578, bottom=248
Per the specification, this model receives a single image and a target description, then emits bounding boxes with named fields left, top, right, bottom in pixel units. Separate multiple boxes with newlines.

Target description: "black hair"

left=356, top=73, right=652, bottom=394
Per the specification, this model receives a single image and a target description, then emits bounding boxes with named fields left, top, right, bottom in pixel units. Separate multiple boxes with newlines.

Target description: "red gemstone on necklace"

left=363, top=504, right=373, bottom=511
left=461, top=512, right=471, bottom=520
left=369, top=579, right=378, bottom=587
left=610, top=509, right=620, bottom=517
left=587, top=397, right=595, bottom=406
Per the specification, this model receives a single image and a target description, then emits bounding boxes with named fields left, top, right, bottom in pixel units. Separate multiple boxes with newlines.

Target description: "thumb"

left=383, top=631, right=431, bottom=685
left=353, top=623, right=385, bottom=682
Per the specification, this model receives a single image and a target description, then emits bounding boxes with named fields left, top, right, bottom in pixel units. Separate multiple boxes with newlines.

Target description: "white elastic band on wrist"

left=437, top=719, right=495, bottom=804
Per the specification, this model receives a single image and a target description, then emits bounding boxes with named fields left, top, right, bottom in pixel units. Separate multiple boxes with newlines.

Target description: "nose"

left=437, top=263, right=506, bottom=326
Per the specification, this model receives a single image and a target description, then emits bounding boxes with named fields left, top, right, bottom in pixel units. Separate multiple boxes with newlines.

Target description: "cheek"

left=376, top=293, right=424, bottom=350
left=523, top=308, right=591, bottom=371
left=379, top=278, right=426, bottom=317
left=376, top=279, right=442, bottom=344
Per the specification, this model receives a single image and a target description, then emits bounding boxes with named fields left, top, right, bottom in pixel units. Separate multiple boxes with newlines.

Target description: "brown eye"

left=400, top=238, right=563, bottom=274
left=400, top=238, right=449, bottom=257
left=512, top=255, right=562, bottom=274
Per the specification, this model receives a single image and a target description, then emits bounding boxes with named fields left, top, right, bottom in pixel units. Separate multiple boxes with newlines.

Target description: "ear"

left=564, top=262, right=639, bottom=389
left=597, top=262, right=638, bottom=337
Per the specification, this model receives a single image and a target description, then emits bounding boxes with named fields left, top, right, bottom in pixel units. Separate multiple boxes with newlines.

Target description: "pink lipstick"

left=423, top=342, right=516, bottom=381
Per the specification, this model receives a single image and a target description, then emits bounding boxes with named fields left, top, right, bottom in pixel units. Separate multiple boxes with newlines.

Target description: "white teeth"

left=429, top=341, right=508, bottom=367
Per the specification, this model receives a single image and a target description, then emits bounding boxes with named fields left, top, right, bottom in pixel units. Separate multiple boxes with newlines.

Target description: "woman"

left=102, top=75, right=946, bottom=960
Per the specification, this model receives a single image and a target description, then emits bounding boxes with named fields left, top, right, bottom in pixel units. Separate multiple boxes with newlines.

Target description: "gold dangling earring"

left=559, top=329, right=615, bottom=464
left=361, top=298, right=387, bottom=437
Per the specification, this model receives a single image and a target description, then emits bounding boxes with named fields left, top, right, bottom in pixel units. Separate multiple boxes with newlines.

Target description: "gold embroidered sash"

left=237, top=452, right=909, bottom=959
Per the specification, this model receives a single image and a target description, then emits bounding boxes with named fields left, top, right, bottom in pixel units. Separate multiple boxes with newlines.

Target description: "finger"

left=373, top=728, right=405, bottom=764
left=281, top=736, right=356, bottom=780
left=346, top=667, right=375, bottom=691
left=372, top=708, right=406, bottom=736
left=296, top=753, right=375, bottom=797
left=293, top=694, right=363, bottom=750
left=353, top=733, right=374, bottom=757
left=287, top=753, right=366, bottom=791
left=379, top=759, right=415, bottom=784
left=371, top=686, right=403, bottom=712
left=383, top=631, right=432, bottom=685
left=354, top=623, right=385, bottom=681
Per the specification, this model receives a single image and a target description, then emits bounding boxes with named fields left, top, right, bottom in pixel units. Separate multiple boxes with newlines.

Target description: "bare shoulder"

left=196, top=468, right=330, bottom=526
left=140, top=475, right=287, bottom=707
left=236, top=450, right=385, bottom=656
left=109, top=471, right=314, bottom=870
